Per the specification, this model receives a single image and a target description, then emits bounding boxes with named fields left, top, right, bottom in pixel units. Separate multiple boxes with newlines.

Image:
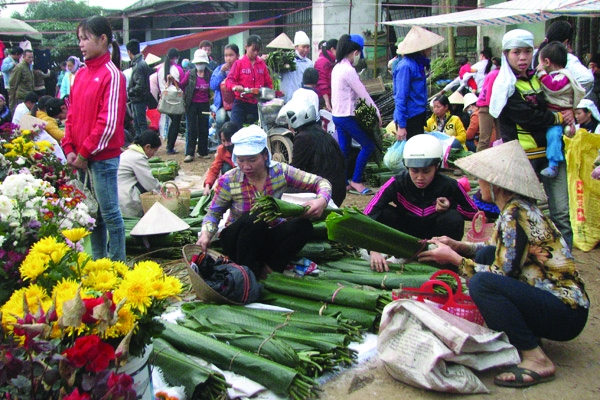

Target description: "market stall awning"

left=0, top=17, right=42, bottom=42
left=141, top=15, right=279, bottom=57
left=383, top=0, right=600, bottom=28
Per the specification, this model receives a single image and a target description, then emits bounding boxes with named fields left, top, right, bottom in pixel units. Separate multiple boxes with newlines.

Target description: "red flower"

left=63, top=335, right=115, bottom=373
left=64, top=388, right=91, bottom=400
left=81, top=293, right=115, bottom=324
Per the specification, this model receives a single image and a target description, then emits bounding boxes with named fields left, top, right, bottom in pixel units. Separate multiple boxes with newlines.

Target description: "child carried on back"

left=536, top=41, right=585, bottom=178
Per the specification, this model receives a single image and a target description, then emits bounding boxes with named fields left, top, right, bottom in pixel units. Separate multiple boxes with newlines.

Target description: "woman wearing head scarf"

left=489, top=29, right=574, bottom=249
left=59, top=56, right=81, bottom=99
left=393, top=26, right=443, bottom=141
left=419, top=140, right=589, bottom=389
left=197, top=125, right=331, bottom=279
left=574, top=98, right=600, bottom=133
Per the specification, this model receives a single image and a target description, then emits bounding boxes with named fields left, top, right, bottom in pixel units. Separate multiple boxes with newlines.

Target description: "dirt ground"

left=160, top=136, right=600, bottom=400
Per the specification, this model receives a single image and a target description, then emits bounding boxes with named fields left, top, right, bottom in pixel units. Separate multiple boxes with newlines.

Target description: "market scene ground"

left=163, top=137, right=600, bottom=400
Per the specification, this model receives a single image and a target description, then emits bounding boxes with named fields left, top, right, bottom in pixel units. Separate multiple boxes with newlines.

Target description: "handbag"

left=68, top=169, right=98, bottom=219
left=140, top=181, right=190, bottom=218
left=157, top=79, right=185, bottom=115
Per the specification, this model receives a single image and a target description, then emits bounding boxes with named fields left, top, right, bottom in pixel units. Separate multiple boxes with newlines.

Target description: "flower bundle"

left=0, top=174, right=95, bottom=303
left=1, top=229, right=184, bottom=359
left=0, top=123, right=73, bottom=188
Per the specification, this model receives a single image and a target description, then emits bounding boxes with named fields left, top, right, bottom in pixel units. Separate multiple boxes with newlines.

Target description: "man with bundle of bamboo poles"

left=364, top=135, right=478, bottom=272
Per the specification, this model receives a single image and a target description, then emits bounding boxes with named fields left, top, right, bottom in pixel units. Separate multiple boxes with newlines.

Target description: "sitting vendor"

left=203, top=121, right=239, bottom=196
left=197, top=125, right=331, bottom=279
left=35, top=96, right=67, bottom=141
left=117, top=130, right=162, bottom=217
left=364, top=134, right=478, bottom=272
left=425, top=94, right=467, bottom=149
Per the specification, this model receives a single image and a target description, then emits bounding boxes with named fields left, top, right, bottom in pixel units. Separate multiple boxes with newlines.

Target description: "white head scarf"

left=576, top=99, right=600, bottom=123
left=231, top=125, right=276, bottom=167
left=489, top=29, right=534, bottom=118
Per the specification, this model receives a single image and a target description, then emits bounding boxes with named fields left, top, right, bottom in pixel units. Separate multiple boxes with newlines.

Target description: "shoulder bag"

left=158, top=78, right=185, bottom=115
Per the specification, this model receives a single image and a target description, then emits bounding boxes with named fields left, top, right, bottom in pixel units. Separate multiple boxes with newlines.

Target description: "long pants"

left=87, top=158, right=126, bottom=262
left=230, top=99, right=258, bottom=127
left=545, top=125, right=565, bottom=167
left=186, top=102, right=210, bottom=157
left=219, top=212, right=313, bottom=276
left=469, top=246, right=588, bottom=350
left=531, top=158, right=573, bottom=249
left=166, top=113, right=182, bottom=152
left=131, top=101, right=148, bottom=137
left=405, top=112, right=426, bottom=139
left=374, top=204, right=465, bottom=241
left=476, top=106, right=498, bottom=151
left=332, top=115, right=375, bottom=184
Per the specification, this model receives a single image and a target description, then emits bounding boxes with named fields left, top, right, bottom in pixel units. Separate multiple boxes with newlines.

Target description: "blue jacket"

left=393, top=55, right=427, bottom=128
left=210, top=63, right=227, bottom=112
left=2, top=56, right=17, bottom=89
left=280, top=53, right=313, bottom=103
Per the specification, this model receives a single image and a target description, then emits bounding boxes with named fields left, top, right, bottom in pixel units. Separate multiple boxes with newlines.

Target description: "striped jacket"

left=62, top=52, right=126, bottom=161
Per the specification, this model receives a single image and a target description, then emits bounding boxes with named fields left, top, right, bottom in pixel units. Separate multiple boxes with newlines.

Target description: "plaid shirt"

left=202, top=163, right=332, bottom=238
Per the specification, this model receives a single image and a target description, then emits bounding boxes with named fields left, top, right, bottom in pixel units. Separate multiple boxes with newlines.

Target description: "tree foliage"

left=11, top=0, right=103, bottom=61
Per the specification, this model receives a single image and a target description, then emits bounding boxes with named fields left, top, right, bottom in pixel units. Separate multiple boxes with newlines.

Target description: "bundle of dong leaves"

left=159, top=304, right=362, bottom=399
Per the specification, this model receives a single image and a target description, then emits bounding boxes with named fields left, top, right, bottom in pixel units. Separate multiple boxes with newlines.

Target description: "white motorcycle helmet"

left=286, top=104, right=318, bottom=130
left=403, top=134, right=443, bottom=168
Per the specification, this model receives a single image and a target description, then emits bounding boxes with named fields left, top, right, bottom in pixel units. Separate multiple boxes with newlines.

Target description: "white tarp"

left=384, top=0, right=600, bottom=28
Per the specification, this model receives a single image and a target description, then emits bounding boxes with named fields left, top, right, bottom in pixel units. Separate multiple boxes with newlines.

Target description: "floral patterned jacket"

left=461, top=195, right=589, bottom=309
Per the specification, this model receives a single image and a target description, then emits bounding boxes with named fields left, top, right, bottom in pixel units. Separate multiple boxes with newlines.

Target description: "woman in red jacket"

left=226, top=35, right=273, bottom=126
left=62, top=15, right=127, bottom=261
left=314, top=38, right=337, bottom=112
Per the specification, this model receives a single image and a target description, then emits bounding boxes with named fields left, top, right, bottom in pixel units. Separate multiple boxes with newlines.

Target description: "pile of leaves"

left=265, top=49, right=297, bottom=74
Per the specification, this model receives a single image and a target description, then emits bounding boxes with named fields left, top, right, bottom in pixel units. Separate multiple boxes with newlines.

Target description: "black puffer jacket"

left=128, top=53, right=152, bottom=104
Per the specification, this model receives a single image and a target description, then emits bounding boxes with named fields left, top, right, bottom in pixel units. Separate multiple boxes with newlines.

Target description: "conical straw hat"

left=448, top=90, right=464, bottom=105
left=19, top=115, right=46, bottom=131
left=130, top=202, right=190, bottom=236
left=454, top=140, right=547, bottom=201
left=266, top=33, right=295, bottom=50
left=145, top=53, right=161, bottom=66
left=396, top=26, right=444, bottom=55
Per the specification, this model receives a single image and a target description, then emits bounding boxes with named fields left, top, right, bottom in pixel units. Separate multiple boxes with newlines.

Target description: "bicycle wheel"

left=269, top=134, right=293, bottom=164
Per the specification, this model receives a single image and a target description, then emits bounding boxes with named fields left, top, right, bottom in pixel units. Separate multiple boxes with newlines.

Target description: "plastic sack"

left=564, top=130, right=600, bottom=251
left=383, top=140, right=406, bottom=173
left=378, top=300, right=519, bottom=394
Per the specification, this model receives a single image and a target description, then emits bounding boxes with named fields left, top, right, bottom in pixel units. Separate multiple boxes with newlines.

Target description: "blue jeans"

left=215, top=107, right=230, bottom=131
left=468, top=269, right=588, bottom=350
left=545, top=125, right=565, bottom=167
left=332, top=115, right=375, bottom=183
left=87, top=158, right=126, bottom=261
left=131, top=102, right=148, bottom=137
left=230, top=100, right=258, bottom=126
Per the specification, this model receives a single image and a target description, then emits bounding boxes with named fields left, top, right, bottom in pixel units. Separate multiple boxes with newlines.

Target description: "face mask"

left=225, top=144, right=234, bottom=153
left=196, top=64, right=206, bottom=71
left=353, top=52, right=360, bottom=66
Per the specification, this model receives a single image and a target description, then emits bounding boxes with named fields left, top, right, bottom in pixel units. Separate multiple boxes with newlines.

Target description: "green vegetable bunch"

left=265, top=49, right=297, bottom=74
left=355, top=98, right=383, bottom=154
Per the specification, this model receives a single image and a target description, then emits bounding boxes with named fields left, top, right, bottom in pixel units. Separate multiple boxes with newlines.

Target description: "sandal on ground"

left=493, top=366, right=555, bottom=388
left=348, top=188, right=374, bottom=196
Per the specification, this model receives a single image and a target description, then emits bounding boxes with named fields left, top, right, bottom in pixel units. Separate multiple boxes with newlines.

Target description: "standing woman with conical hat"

left=393, top=26, right=443, bottom=141
left=419, top=140, right=589, bottom=389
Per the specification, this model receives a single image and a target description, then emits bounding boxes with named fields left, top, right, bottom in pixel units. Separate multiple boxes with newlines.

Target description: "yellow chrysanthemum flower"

left=19, top=252, right=50, bottom=281
left=35, top=140, right=53, bottom=154
left=0, top=285, right=49, bottom=332
left=84, top=270, right=119, bottom=292
left=62, top=228, right=91, bottom=243
left=51, top=278, right=79, bottom=315
left=83, top=258, right=114, bottom=275
left=30, top=236, right=61, bottom=256
left=112, top=261, right=130, bottom=277
left=152, top=276, right=183, bottom=299
left=49, top=242, right=69, bottom=264
left=104, top=306, right=137, bottom=339
left=114, top=276, right=155, bottom=314
left=132, top=260, right=164, bottom=280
